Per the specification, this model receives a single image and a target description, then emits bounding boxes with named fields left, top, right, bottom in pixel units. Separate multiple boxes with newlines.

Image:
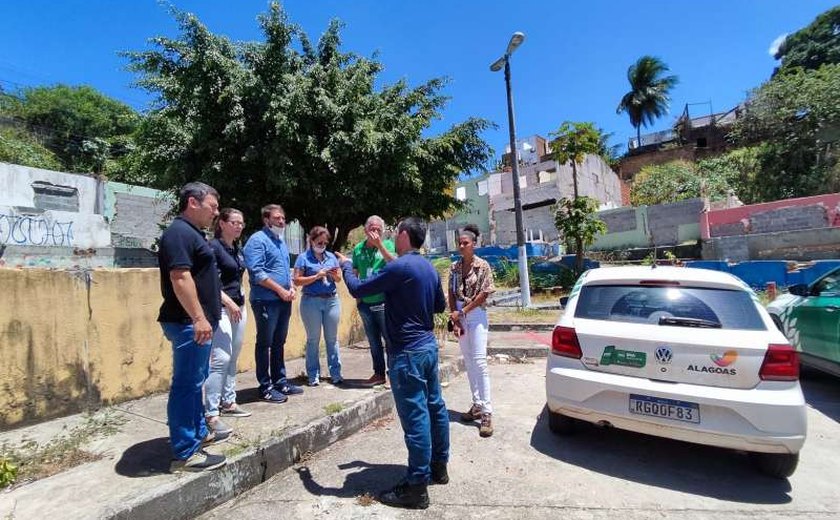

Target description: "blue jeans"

left=300, top=295, right=342, bottom=384
left=251, top=299, right=292, bottom=394
left=161, top=322, right=212, bottom=460
left=389, top=344, right=450, bottom=484
left=358, top=302, right=389, bottom=376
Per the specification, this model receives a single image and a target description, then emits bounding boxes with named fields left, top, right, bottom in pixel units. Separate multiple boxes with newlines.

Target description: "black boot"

left=379, top=481, right=429, bottom=509
left=431, top=461, right=449, bottom=485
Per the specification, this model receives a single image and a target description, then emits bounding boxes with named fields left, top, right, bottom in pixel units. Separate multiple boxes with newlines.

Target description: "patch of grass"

left=324, top=403, right=343, bottom=415
left=487, top=306, right=558, bottom=324
left=0, top=410, right=126, bottom=488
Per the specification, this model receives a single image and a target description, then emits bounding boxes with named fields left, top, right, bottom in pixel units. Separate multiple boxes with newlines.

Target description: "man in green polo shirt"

left=352, top=215, right=396, bottom=387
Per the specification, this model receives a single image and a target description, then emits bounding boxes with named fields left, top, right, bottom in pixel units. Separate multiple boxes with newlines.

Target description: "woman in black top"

left=205, top=208, right=250, bottom=438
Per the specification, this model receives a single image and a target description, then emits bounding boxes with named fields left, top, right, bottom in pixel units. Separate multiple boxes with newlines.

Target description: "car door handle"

left=826, top=306, right=840, bottom=312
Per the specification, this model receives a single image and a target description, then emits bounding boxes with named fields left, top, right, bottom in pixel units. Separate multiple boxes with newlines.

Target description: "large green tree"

left=549, top=121, right=606, bottom=272
left=125, top=4, right=493, bottom=248
left=731, top=63, right=840, bottom=201
left=774, top=6, right=840, bottom=74
left=616, top=56, right=679, bottom=148
left=630, top=159, right=736, bottom=206
left=1, top=85, right=139, bottom=174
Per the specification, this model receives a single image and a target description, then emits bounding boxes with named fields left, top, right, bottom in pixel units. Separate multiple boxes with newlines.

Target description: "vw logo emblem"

left=655, top=346, right=673, bottom=365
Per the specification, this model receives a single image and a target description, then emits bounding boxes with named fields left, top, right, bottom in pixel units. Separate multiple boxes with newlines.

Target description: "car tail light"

left=759, top=344, right=799, bottom=381
left=552, top=326, right=582, bottom=359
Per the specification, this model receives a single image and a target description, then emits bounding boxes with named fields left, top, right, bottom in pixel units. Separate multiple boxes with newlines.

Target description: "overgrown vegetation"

left=0, top=411, right=125, bottom=489
left=493, top=259, right=580, bottom=291
left=0, top=85, right=139, bottom=175
left=0, top=126, right=63, bottom=171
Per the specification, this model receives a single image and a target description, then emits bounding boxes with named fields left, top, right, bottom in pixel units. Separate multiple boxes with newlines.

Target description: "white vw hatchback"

left=546, top=266, right=806, bottom=478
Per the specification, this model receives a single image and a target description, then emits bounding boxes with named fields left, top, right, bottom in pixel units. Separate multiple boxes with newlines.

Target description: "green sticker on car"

left=600, top=345, right=647, bottom=368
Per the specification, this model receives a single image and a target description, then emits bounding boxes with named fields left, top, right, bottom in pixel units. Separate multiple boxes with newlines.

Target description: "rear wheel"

left=547, top=407, right=576, bottom=435
left=749, top=452, right=799, bottom=479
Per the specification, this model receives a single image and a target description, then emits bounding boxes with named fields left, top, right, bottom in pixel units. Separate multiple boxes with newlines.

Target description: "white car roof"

left=580, top=266, right=749, bottom=291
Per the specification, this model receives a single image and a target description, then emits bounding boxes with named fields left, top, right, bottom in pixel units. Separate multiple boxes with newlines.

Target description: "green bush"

left=0, top=458, right=17, bottom=488
left=0, top=127, right=63, bottom=171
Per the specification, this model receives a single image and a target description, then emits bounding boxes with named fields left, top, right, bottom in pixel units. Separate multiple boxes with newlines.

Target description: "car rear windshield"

left=574, top=285, right=766, bottom=330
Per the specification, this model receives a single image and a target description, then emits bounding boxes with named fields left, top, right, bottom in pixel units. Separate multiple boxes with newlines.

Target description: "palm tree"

left=616, top=56, right=679, bottom=149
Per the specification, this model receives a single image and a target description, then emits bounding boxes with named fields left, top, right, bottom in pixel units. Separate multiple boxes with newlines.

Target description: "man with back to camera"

left=158, top=181, right=226, bottom=473
left=337, top=217, right=449, bottom=510
left=351, top=215, right=396, bottom=387
left=242, top=204, right=304, bottom=403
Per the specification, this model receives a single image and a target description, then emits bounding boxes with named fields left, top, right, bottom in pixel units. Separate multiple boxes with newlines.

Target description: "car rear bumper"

left=545, top=357, right=807, bottom=454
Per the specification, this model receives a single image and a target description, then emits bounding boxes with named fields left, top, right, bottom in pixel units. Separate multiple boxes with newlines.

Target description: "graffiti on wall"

left=0, top=213, right=74, bottom=246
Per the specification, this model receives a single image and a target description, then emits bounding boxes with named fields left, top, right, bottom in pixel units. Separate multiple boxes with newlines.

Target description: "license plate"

left=629, top=394, right=700, bottom=423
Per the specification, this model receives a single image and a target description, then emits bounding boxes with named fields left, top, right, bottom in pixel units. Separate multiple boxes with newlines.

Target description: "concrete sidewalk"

left=0, top=342, right=466, bottom=520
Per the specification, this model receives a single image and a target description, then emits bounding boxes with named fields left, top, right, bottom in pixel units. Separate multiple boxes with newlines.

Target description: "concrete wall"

left=105, top=182, right=173, bottom=249
left=699, top=193, right=840, bottom=261
left=488, top=153, right=623, bottom=247
left=701, top=193, right=840, bottom=239
left=0, top=206, right=111, bottom=249
left=427, top=174, right=491, bottom=253
left=1, top=162, right=111, bottom=249
left=702, top=227, right=840, bottom=262
left=0, top=268, right=362, bottom=428
left=590, top=198, right=703, bottom=251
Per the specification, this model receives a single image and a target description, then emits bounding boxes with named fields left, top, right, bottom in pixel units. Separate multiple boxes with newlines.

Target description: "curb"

left=107, top=357, right=465, bottom=520
left=487, top=345, right=549, bottom=358
left=489, top=323, right=554, bottom=332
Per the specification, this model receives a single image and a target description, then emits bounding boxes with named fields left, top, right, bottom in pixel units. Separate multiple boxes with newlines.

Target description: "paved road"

left=201, top=361, right=840, bottom=520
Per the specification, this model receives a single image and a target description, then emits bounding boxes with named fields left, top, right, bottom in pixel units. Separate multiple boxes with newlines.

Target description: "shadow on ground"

left=114, top=437, right=172, bottom=477
left=530, top=407, right=793, bottom=505
left=800, top=366, right=840, bottom=423
left=294, top=460, right=405, bottom=499
left=447, top=409, right=479, bottom=430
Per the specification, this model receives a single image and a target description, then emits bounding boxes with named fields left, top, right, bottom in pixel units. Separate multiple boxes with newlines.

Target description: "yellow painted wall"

left=0, top=268, right=362, bottom=429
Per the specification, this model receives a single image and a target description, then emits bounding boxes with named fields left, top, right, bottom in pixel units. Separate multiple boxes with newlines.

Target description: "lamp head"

left=506, top=32, right=525, bottom=55
left=490, top=56, right=506, bottom=72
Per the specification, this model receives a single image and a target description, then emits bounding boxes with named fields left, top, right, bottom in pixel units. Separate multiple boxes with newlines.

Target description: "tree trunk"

left=636, top=125, right=641, bottom=151
left=575, top=236, right=584, bottom=273
left=331, top=223, right=353, bottom=252
left=571, top=160, right=581, bottom=272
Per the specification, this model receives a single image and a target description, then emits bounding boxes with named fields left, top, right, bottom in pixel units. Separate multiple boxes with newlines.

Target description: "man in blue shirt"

left=158, top=182, right=226, bottom=473
left=242, top=204, right=304, bottom=403
left=338, top=217, right=449, bottom=510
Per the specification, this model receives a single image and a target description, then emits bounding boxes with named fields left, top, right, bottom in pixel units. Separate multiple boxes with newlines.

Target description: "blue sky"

left=1, top=1, right=836, bottom=164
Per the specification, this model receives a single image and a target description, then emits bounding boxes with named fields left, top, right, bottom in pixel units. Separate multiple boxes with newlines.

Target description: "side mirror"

left=787, top=284, right=811, bottom=297
left=559, top=296, right=569, bottom=309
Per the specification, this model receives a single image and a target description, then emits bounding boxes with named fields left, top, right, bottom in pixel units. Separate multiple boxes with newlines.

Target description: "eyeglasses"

left=227, top=221, right=245, bottom=227
left=314, top=242, right=328, bottom=247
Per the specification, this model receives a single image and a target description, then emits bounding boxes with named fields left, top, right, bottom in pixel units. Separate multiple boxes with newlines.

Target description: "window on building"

left=477, top=180, right=488, bottom=196
left=696, top=137, right=708, bottom=148
left=31, top=181, right=79, bottom=212
left=519, top=175, right=527, bottom=189
left=456, top=186, right=467, bottom=201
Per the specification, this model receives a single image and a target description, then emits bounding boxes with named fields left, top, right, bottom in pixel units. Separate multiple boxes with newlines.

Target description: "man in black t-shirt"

left=158, top=181, right=227, bottom=473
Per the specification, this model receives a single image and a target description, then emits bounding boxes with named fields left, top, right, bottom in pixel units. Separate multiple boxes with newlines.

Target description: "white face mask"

left=269, top=225, right=284, bottom=238
left=312, top=245, right=326, bottom=254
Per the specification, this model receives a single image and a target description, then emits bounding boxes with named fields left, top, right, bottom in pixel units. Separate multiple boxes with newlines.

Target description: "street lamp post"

left=491, top=32, right=531, bottom=308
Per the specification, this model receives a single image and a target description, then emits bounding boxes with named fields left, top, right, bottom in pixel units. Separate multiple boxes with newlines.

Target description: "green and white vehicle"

left=767, top=267, right=840, bottom=378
